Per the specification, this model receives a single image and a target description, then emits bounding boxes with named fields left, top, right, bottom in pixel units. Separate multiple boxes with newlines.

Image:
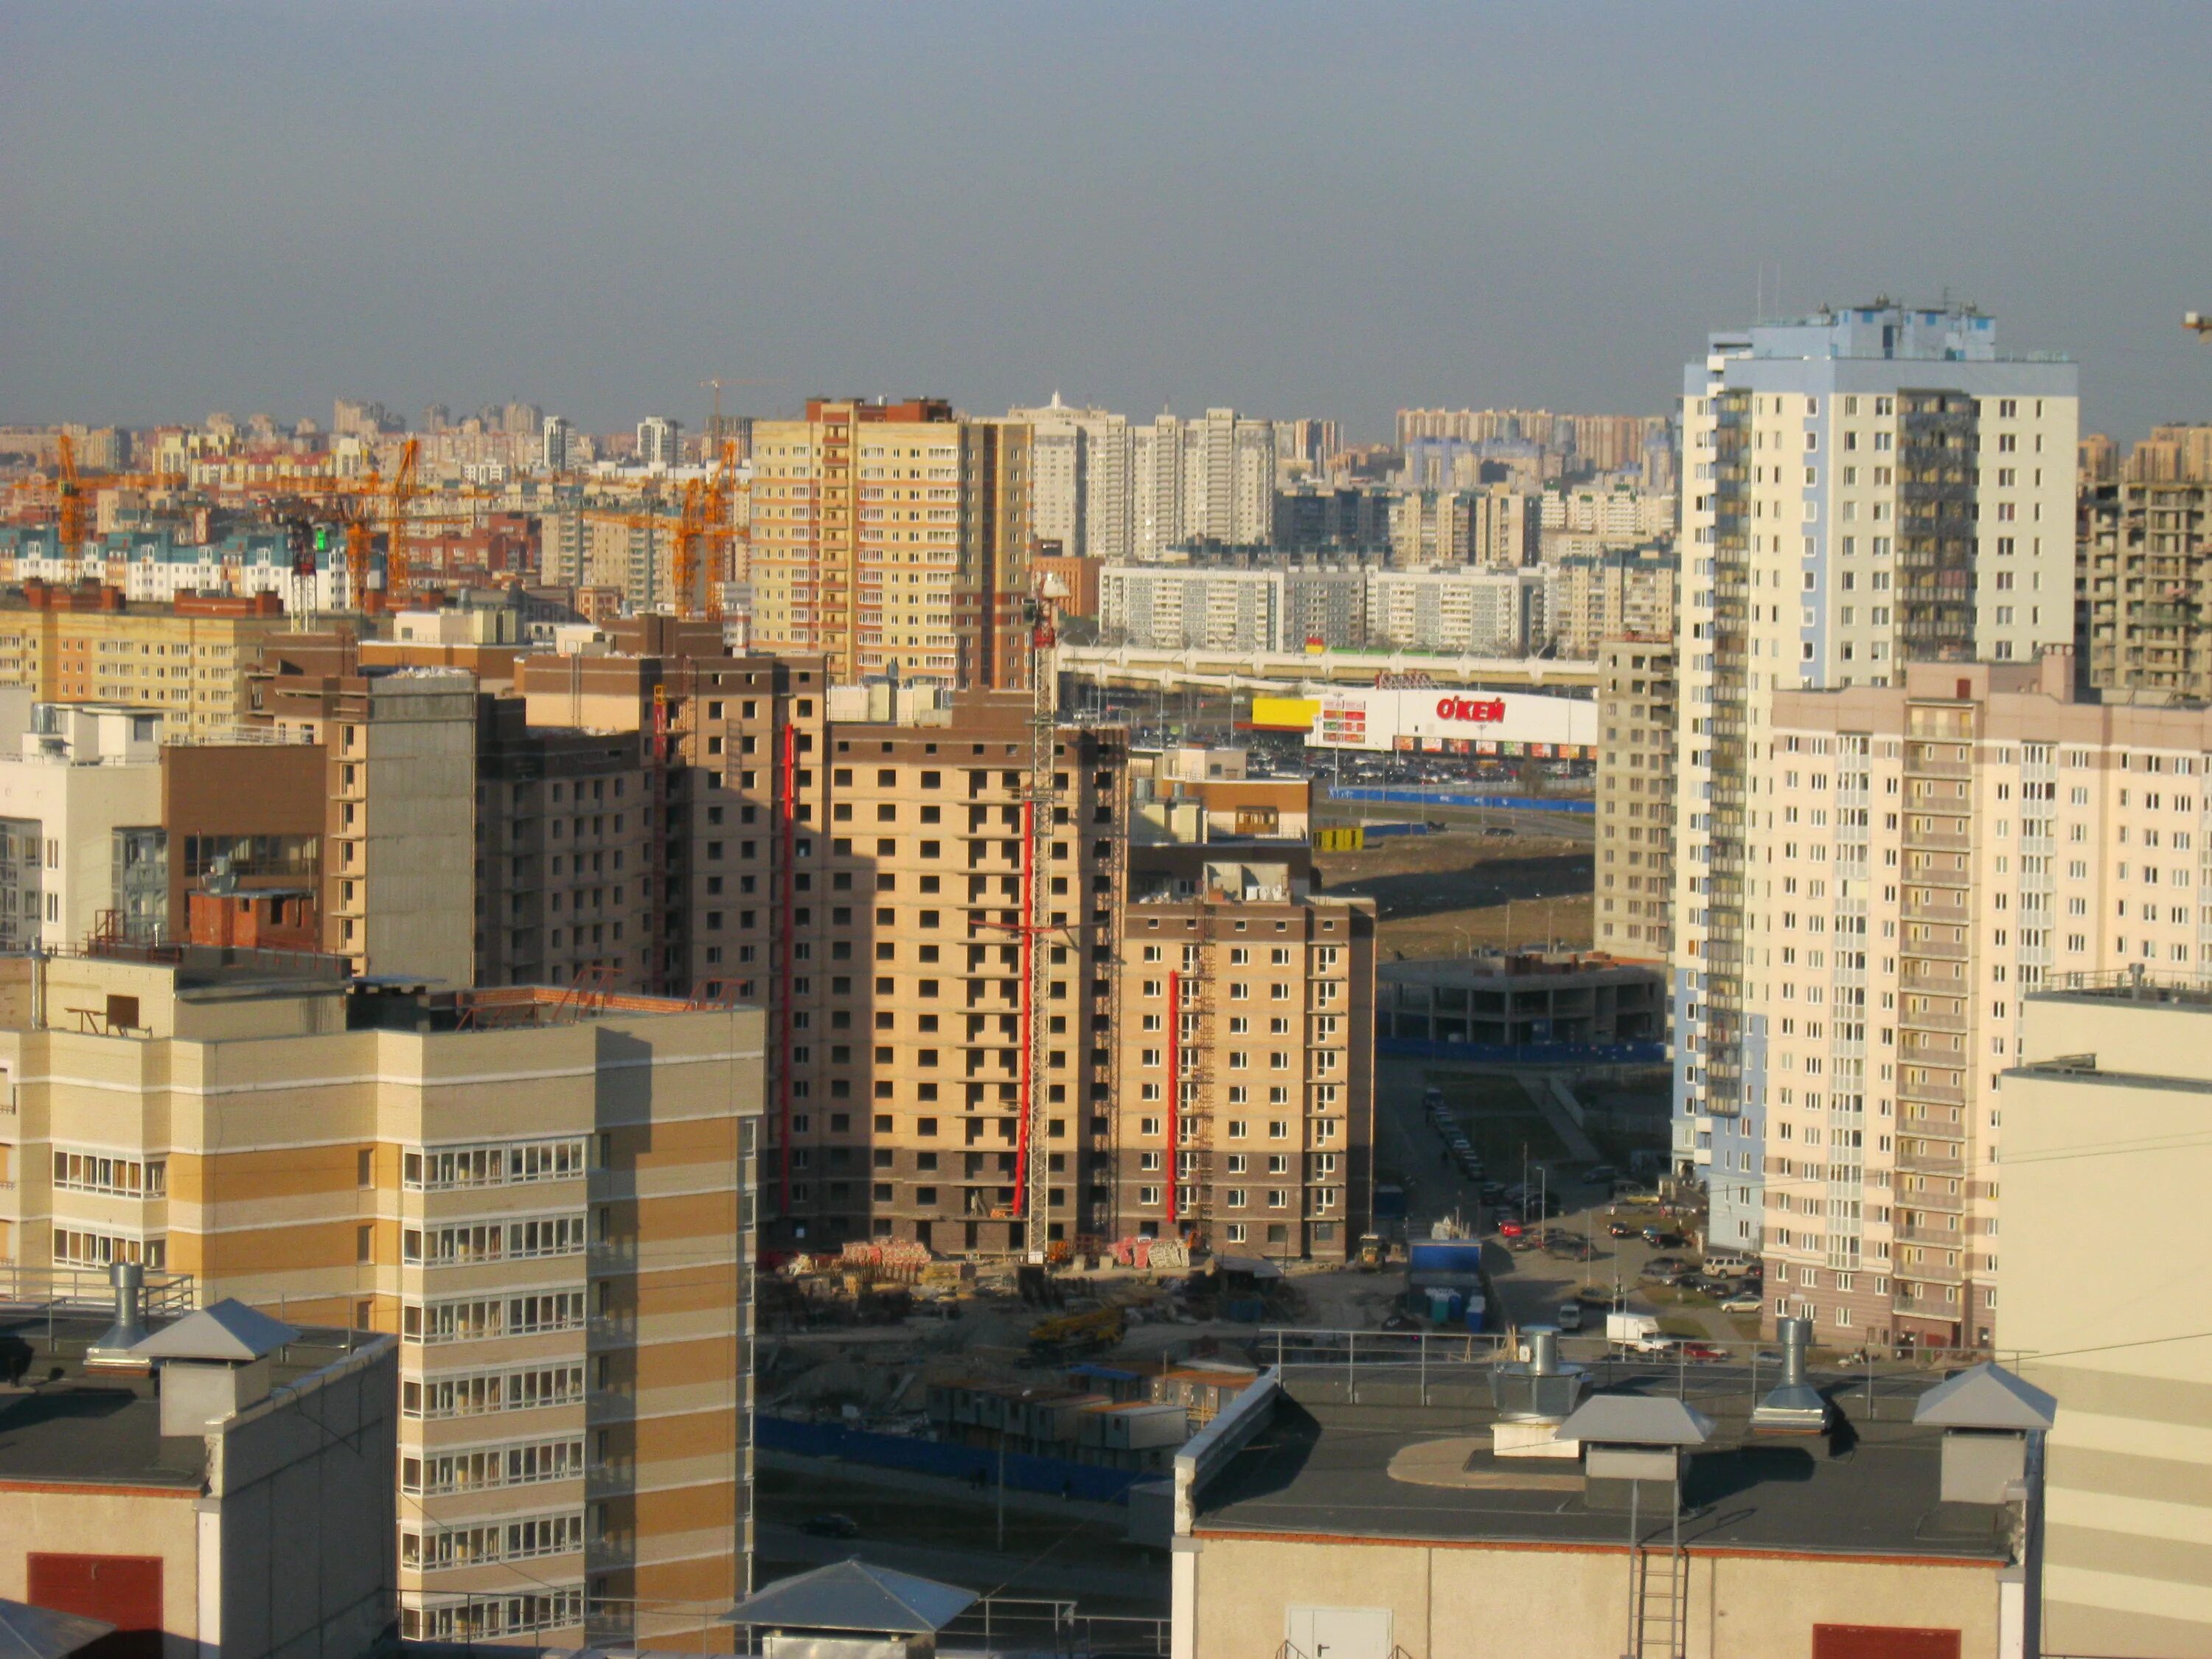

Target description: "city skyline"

left=7, top=4, right=2211, bottom=442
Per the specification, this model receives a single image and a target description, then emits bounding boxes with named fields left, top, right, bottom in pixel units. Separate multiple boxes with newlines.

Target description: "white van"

left=1555, top=1302, right=1582, bottom=1332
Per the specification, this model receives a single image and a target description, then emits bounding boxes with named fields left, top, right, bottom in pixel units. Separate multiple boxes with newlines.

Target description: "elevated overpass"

left=1055, top=644, right=1601, bottom=698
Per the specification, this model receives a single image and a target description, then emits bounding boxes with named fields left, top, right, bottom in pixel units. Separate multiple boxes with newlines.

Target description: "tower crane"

left=382, top=438, right=422, bottom=606
left=55, top=434, right=86, bottom=551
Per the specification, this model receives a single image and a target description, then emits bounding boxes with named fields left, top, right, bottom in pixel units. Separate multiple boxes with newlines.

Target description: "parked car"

left=1640, top=1256, right=1689, bottom=1279
left=1720, top=1291, right=1764, bottom=1313
left=802, top=1514, right=860, bottom=1539
left=1479, top=1181, right=1506, bottom=1200
left=1497, top=1218, right=1526, bottom=1239
left=1582, top=1164, right=1618, bottom=1186
left=1607, top=1220, right=1639, bottom=1239
left=1422, top=1087, right=1445, bottom=1109
left=1680, top=1342, right=1727, bottom=1363
left=1641, top=1227, right=1686, bottom=1249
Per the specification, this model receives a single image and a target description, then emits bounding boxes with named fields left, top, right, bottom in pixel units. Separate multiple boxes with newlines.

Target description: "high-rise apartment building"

left=261, top=660, right=478, bottom=988
left=635, top=417, right=682, bottom=470
left=1113, top=844, right=1374, bottom=1258
left=0, top=585, right=293, bottom=739
left=0, top=947, right=762, bottom=1649
left=1469, top=485, right=1537, bottom=569
left=1671, top=303, right=2077, bottom=1255
left=1736, top=651, right=2212, bottom=1355
left=1130, top=410, right=1276, bottom=559
left=1595, top=637, right=1675, bottom=965
left=1007, top=397, right=1131, bottom=563
left=542, top=414, right=573, bottom=473
left=749, top=400, right=1032, bottom=689
left=495, top=644, right=1381, bottom=1258
left=2078, top=477, right=2212, bottom=698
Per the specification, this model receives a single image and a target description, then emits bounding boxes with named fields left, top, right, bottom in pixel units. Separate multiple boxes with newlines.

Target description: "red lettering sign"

left=1434, top=696, right=1506, bottom=723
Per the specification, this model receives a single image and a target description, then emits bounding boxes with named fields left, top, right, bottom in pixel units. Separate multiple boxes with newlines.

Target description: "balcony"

left=1896, top=1145, right=1966, bottom=1178
left=1899, top=1005, right=1968, bottom=1035
left=1897, top=1075, right=1968, bottom=1107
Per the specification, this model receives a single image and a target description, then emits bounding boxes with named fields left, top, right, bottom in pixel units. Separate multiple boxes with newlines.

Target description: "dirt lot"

left=1313, top=828, right=1592, bottom=960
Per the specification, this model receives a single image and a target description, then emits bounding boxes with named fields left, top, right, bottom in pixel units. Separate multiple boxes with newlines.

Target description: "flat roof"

left=1192, top=1365, right=2012, bottom=1562
left=0, top=1312, right=373, bottom=1489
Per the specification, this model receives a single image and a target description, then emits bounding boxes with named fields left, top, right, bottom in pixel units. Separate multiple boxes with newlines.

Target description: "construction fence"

left=757, top=1414, right=1145, bottom=1504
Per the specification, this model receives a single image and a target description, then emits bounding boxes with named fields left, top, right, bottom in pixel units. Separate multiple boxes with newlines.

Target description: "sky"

left=6, top=2, right=2212, bottom=445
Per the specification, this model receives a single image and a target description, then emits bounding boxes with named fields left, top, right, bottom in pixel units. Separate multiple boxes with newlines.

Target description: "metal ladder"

left=1632, top=1543, right=1688, bottom=1659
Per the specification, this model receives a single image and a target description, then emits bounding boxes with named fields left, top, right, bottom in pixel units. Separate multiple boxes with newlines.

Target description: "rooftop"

left=1192, top=1363, right=2014, bottom=1562
left=0, top=1309, right=379, bottom=1490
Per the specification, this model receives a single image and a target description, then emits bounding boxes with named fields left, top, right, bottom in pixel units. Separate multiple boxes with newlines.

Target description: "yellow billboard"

left=1248, top=696, right=1318, bottom=731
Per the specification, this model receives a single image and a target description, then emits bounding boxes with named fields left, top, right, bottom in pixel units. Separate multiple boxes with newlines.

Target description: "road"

left=1368, top=1051, right=1743, bottom=1352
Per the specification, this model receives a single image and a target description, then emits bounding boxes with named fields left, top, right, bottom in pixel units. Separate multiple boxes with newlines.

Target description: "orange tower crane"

left=55, top=434, right=86, bottom=551
left=381, top=438, right=422, bottom=605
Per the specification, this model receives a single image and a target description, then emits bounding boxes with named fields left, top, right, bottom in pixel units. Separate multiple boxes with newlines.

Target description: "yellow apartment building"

left=0, top=584, right=293, bottom=737
left=749, top=400, right=1031, bottom=689
left=0, top=947, right=763, bottom=1649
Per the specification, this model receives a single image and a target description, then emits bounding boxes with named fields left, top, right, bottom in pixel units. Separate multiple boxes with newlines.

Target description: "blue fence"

left=757, top=1415, right=1143, bottom=1504
left=1327, top=788, right=1594, bottom=814
left=1378, top=1037, right=1665, bottom=1066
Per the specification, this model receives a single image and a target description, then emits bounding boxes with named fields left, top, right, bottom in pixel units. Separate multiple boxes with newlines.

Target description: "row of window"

left=401, top=1436, right=585, bottom=1495
left=403, top=1293, right=587, bottom=1345
left=52, top=1228, right=165, bottom=1267
left=52, top=1151, right=165, bottom=1197
left=401, top=1511, right=585, bottom=1570
left=401, top=1363, right=587, bottom=1420
left=403, top=1216, right=587, bottom=1265
left=403, top=1138, right=588, bottom=1192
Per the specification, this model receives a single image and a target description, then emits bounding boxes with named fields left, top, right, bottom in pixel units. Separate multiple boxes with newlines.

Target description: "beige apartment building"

left=0, top=947, right=762, bottom=1649
left=2000, top=984, right=2212, bottom=1658
left=749, top=399, right=1032, bottom=689
left=1739, top=649, right=2212, bottom=1352
left=1114, top=846, right=1374, bottom=1259
left=2078, top=476, right=2212, bottom=698
left=1594, top=636, right=1674, bottom=965
left=0, top=582, right=293, bottom=737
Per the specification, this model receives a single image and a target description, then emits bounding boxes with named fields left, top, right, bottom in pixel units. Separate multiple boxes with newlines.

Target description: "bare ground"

left=1313, top=830, right=1593, bottom=961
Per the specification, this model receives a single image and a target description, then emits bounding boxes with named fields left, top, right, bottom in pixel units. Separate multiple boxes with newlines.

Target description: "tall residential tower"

left=1669, top=304, right=2076, bottom=1253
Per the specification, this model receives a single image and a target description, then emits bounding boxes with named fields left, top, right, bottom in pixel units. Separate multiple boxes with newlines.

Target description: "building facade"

left=1595, top=638, right=1675, bottom=965
left=1999, top=984, right=2212, bottom=1658
left=1671, top=304, right=2079, bottom=1255
left=749, top=400, right=1032, bottom=689
left=0, top=950, right=762, bottom=1650
left=1113, top=846, right=1374, bottom=1259
left=2078, top=477, right=2212, bottom=698
left=1736, top=651, right=2212, bottom=1354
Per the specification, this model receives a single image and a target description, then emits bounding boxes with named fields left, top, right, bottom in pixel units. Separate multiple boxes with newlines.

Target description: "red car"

left=1498, top=1218, right=1525, bottom=1238
left=1679, top=1342, right=1726, bottom=1362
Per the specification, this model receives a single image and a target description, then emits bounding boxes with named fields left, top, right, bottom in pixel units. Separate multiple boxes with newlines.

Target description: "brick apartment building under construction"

left=81, top=616, right=1372, bottom=1262
left=497, top=640, right=1377, bottom=1258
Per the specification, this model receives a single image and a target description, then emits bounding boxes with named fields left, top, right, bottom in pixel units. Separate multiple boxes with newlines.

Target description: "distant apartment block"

left=2078, top=476, right=2212, bottom=698
left=0, top=583, right=292, bottom=737
left=750, top=400, right=1031, bottom=689
left=1102, top=559, right=1545, bottom=656
left=1595, top=638, right=1675, bottom=965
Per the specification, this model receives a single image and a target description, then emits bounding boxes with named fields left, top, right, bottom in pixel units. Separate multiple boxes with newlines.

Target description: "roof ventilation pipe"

left=1750, top=1315, right=1832, bottom=1433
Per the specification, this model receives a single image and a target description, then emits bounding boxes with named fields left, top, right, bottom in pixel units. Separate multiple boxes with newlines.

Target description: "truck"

left=1604, top=1310, right=1674, bottom=1354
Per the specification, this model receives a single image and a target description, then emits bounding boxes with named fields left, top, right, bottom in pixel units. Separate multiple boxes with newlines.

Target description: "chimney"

left=1913, top=1360, right=2057, bottom=1504
left=1490, top=1324, right=1587, bottom=1456
left=1750, top=1315, right=1831, bottom=1434
left=85, top=1262, right=150, bottom=1368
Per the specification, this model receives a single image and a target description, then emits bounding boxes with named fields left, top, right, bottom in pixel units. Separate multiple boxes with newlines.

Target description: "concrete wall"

left=2001, top=992, right=2212, bottom=1657
left=0, top=1484, right=200, bottom=1652
left=210, top=1335, right=399, bottom=1659
left=1189, top=1532, right=2002, bottom=1659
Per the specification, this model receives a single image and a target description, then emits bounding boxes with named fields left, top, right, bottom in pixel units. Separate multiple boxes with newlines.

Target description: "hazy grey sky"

left=7, top=2, right=2211, bottom=442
